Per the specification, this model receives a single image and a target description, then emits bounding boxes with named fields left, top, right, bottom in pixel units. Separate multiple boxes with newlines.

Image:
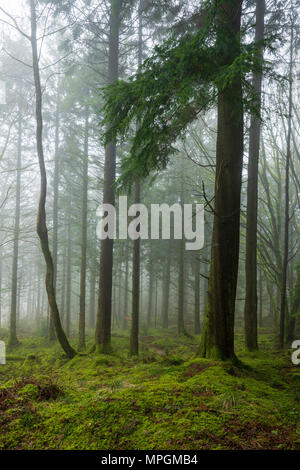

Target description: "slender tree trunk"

left=154, top=277, right=158, bottom=328
left=95, top=0, right=121, bottom=353
left=122, top=245, right=129, bottom=330
left=66, top=200, right=72, bottom=337
left=199, top=1, right=243, bottom=360
left=279, top=21, right=293, bottom=348
left=78, top=108, right=89, bottom=350
left=287, top=260, right=300, bottom=342
left=89, top=253, right=96, bottom=329
left=194, top=254, right=201, bottom=334
left=30, top=0, right=75, bottom=358
left=36, top=272, right=41, bottom=330
left=49, top=93, right=60, bottom=341
left=8, top=113, right=22, bottom=348
left=259, top=267, right=263, bottom=328
left=162, top=242, right=171, bottom=329
left=0, top=248, right=2, bottom=329
left=130, top=3, right=144, bottom=355
left=244, top=0, right=265, bottom=350
left=177, top=238, right=185, bottom=335
left=130, top=181, right=140, bottom=355
left=147, top=267, right=153, bottom=327
left=60, top=243, right=67, bottom=326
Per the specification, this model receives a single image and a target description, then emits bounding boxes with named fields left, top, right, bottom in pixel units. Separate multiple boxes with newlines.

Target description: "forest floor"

left=0, top=329, right=299, bottom=450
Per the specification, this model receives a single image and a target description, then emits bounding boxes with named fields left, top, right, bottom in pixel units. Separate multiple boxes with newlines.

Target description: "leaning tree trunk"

left=95, top=0, right=121, bottom=353
left=244, top=0, right=265, bottom=351
left=8, top=113, right=22, bottom=348
left=30, top=0, right=75, bottom=358
left=199, top=0, right=243, bottom=361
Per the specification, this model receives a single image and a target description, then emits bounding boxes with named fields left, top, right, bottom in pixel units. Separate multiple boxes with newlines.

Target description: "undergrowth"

left=0, top=330, right=299, bottom=450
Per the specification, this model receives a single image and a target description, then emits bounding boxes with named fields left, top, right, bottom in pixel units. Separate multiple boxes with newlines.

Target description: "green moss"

left=0, top=332, right=299, bottom=450
left=17, top=384, right=40, bottom=400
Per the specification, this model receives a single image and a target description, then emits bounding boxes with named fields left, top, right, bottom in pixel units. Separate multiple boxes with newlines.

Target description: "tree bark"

left=78, top=108, right=89, bottom=350
left=8, top=113, right=22, bottom=348
left=199, top=0, right=243, bottom=360
left=177, top=238, right=185, bottom=335
left=194, top=254, right=201, bottom=334
left=130, top=181, right=140, bottom=355
left=95, top=0, right=121, bottom=353
left=65, top=201, right=72, bottom=337
left=122, top=245, right=129, bottom=330
left=147, top=266, right=153, bottom=327
left=30, top=0, right=75, bottom=358
left=162, top=241, right=171, bottom=329
left=49, top=92, right=60, bottom=341
left=244, top=0, right=265, bottom=351
left=287, top=260, right=300, bottom=342
left=279, top=19, right=293, bottom=348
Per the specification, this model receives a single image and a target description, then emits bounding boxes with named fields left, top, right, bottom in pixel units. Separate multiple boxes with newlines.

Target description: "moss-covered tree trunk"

left=199, top=0, right=243, bottom=361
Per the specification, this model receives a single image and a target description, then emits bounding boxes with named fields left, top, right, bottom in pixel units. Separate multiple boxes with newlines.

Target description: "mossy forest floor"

left=0, top=329, right=299, bottom=450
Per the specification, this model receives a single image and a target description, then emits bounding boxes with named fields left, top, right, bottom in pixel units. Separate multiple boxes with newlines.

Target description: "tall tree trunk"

left=279, top=19, right=293, bottom=348
left=147, top=266, right=153, bottom=327
left=177, top=238, right=185, bottom=335
left=287, top=260, right=300, bottom=342
left=194, top=254, right=201, bottom=334
left=0, top=249, right=2, bottom=330
left=244, top=0, right=265, bottom=350
left=162, top=242, right=171, bottom=329
left=78, top=108, right=89, bottom=350
left=8, top=113, right=22, bottom=348
left=95, top=0, right=121, bottom=353
left=89, top=254, right=96, bottom=329
left=130, top=181, right=140, bottom=355
left=60, top=243, right=67, bottom=326
left=122, top=245, right=129, bottom=330
left=259, top=267, right=263, bottom=328
left=30, top=0, right=75, bottom=358
left=49, top=92, right=60, bottom=341
left=66, top=200, right=72, bottom=337
left=199, top=1, right=243, bottom=361
left=130, top=2, right=143, bottom=355
left=36, top=271, right=41, bottom=329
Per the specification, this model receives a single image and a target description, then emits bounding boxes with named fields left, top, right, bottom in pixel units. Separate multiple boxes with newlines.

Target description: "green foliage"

left=100, top=0, right=278, bottom=189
